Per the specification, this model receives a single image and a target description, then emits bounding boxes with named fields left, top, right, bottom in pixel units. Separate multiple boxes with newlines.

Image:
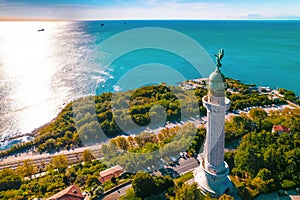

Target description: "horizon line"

left=1, top=17, right=300, bottom=22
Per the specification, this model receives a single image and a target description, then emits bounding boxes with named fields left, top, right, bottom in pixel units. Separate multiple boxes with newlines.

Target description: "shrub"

left=281, top=180, right=296, bottom=189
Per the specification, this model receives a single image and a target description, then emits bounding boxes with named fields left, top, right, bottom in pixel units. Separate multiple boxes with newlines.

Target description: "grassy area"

left=230, top=175, right=260, bottom=198
left=246, top=186, right=260, bottom=197
left=229, top=175, right=243, bottom=187
left=174, top=171, right=194, bottom=184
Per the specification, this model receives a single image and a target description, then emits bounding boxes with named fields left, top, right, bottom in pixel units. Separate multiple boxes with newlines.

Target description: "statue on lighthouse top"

left=214, top=48, right=224, bottom=69
left=208, top=49, right=226, bottom=99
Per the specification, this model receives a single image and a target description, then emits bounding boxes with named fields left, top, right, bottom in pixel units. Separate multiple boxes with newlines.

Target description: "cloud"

left=142, top=0, right=160, bottom=6
left=275, top=15, right=300, bottom=19
left=75, top=3, right=235, bottom=20
left=54, top=4, right=92, bottom=8
left=1, top=0, right=300, bottom=20
left=240, top=13, right=263, bottom=19
left=140, top=0, right=224, bottom=10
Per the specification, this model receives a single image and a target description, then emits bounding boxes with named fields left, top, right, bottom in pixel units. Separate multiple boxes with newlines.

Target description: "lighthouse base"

left=194, top=159, right=232, bottom=198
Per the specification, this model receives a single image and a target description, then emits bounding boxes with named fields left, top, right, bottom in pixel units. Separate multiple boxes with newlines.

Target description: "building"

left=272, top=125, right=291, bottom=134
left=46, top=185, right=85, bottom=200
left=194, top=49, right=232, bottom=197
left=99, top=165, right=124, bottom=183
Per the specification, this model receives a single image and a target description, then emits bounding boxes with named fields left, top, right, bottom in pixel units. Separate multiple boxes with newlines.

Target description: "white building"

left=194, top=63, right=232, bottom=197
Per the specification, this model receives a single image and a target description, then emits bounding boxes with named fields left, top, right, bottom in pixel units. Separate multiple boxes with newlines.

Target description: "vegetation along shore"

left=0, top=77, right=299, bottom=199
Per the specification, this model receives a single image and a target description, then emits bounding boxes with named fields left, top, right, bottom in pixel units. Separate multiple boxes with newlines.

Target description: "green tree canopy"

left=249, top=108, right=268, bottom=121
left=132, top=172, right=157, bottom=198
left=120, top=188, right=142, bottom=200
left=50, top=154, right=69, bottom=172
left=174, top=183, right=203, bottom=200
left=82, top=149, right=95, bottom=162
left=16, top=159, right=37, bottom=179
left=0, top=169, right=22, bottom=191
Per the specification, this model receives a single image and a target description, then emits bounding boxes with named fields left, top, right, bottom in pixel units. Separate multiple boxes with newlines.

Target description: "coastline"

left=0, top=118, right=56, bottom=151
left=0, top=98, right=75, bottom=151
left=1, top=78, right=299, bottom=153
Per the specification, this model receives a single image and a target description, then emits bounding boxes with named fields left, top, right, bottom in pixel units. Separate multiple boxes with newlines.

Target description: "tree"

left=249, top=108, right=267, bottom=121
left=75, top=175, right=88, bottom=187
left=281, top=179, right=296, bottom=189
left=188, top=128, right=205, bottom=155
left=120, top=188, right=142, bottom=200
left=154, top=175, right=174, bottom=192
left=82, top=149, right=95, bottom=162
left=91, top=185, right=104, bottom=200
left=127, top=136, right=136, bottom=148
left=0, top=169, right=22, bottom=191
left=78, top=120, right=105, bottom=145
left=101, top=141, right=118, bottom=158
left=251, top=168, right=274, bottom=193
left=174, top=183, right=203, bottom=200
left=278, top=88, right=285, bottom=95
left=218, top=194, right=234, bottom=200
left=87, top=175, right=101, bottom=188
left=256, top=168, right=272, bottom=181
left=132, top=172, right=157, bottom=198
left=284, top=91, right=296, bottom=102
left=50, top=154, right=69, bottom=172
left=113, top=136, right=129, bottom=151
left=16, top=159, right=37, bottom=179
left=66, top=167, right=77, bottom=184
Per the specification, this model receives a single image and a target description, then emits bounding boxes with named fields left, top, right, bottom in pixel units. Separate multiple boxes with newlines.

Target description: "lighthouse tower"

left=194, top=49, right=232, bottom=197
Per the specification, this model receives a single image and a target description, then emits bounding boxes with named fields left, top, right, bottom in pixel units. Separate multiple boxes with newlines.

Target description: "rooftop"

left=100, top=165, right=124, bottom=177
left=46, top=185, right=84, bottom=200
left=272, top=125, right=291, bottom=133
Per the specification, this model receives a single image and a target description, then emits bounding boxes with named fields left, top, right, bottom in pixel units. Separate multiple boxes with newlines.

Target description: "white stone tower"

left=194, top=49, right=232, bottom=197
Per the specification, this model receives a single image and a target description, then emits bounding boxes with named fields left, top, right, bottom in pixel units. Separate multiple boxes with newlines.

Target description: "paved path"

left=102, top=157, right=199, bottom=200
left=173, top=157, right=199, bottom=175
left=103, top=183, right=132, bottom=200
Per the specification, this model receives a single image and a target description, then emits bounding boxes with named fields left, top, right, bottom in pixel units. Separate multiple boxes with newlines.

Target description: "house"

left=272, top=125, right=291, bottom=134
left=99, top=165, right=124, bottom=183
left=46, top=185, right=85, bottom=200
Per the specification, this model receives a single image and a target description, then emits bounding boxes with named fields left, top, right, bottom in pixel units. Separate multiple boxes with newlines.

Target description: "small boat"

left=100, top=23, right=104, bottom=27
left=38, top=28, right=45, bottom=32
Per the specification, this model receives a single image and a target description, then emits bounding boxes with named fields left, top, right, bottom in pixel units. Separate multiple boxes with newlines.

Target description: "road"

left=0, top=117, right=203, bottom=170
left=102, top=157, right=200, bottom=200
left=0, top=144, right=103, bottom=170
left=273, top=90, right=300, bottom=109
left=103, top=184, right=132, bottom=200
left=2, top=97, right=297, bottom=170
left=173, top=157, right=199, bottom=175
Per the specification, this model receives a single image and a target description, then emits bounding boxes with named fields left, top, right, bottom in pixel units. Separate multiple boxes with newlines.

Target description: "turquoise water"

left=87, top=20, right=300, bottom=95
left=0, top=20, right=299, bottom=148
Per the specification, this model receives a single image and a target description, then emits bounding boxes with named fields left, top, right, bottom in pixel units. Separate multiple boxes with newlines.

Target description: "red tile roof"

left=46, top=185, right=85, bottom=200
left=99, top=165, right=124, bottom=183
left=273, top=125, right=290, bottom=133
left=100, top=165, right=124, bottom=178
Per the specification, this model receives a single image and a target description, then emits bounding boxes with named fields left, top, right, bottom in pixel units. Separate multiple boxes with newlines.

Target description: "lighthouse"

left=194, top=49, right=232, bottom=197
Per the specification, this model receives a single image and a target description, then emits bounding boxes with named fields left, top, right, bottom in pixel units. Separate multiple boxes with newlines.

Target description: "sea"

left=0, top=20, right=299, bottom=150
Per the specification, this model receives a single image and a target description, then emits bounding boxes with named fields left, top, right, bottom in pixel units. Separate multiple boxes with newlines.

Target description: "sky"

left=1, top=0, right=300, bottom=20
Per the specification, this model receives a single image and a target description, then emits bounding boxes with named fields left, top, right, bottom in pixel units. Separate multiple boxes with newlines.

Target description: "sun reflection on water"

left=0, top=21, right=75, bottom=136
